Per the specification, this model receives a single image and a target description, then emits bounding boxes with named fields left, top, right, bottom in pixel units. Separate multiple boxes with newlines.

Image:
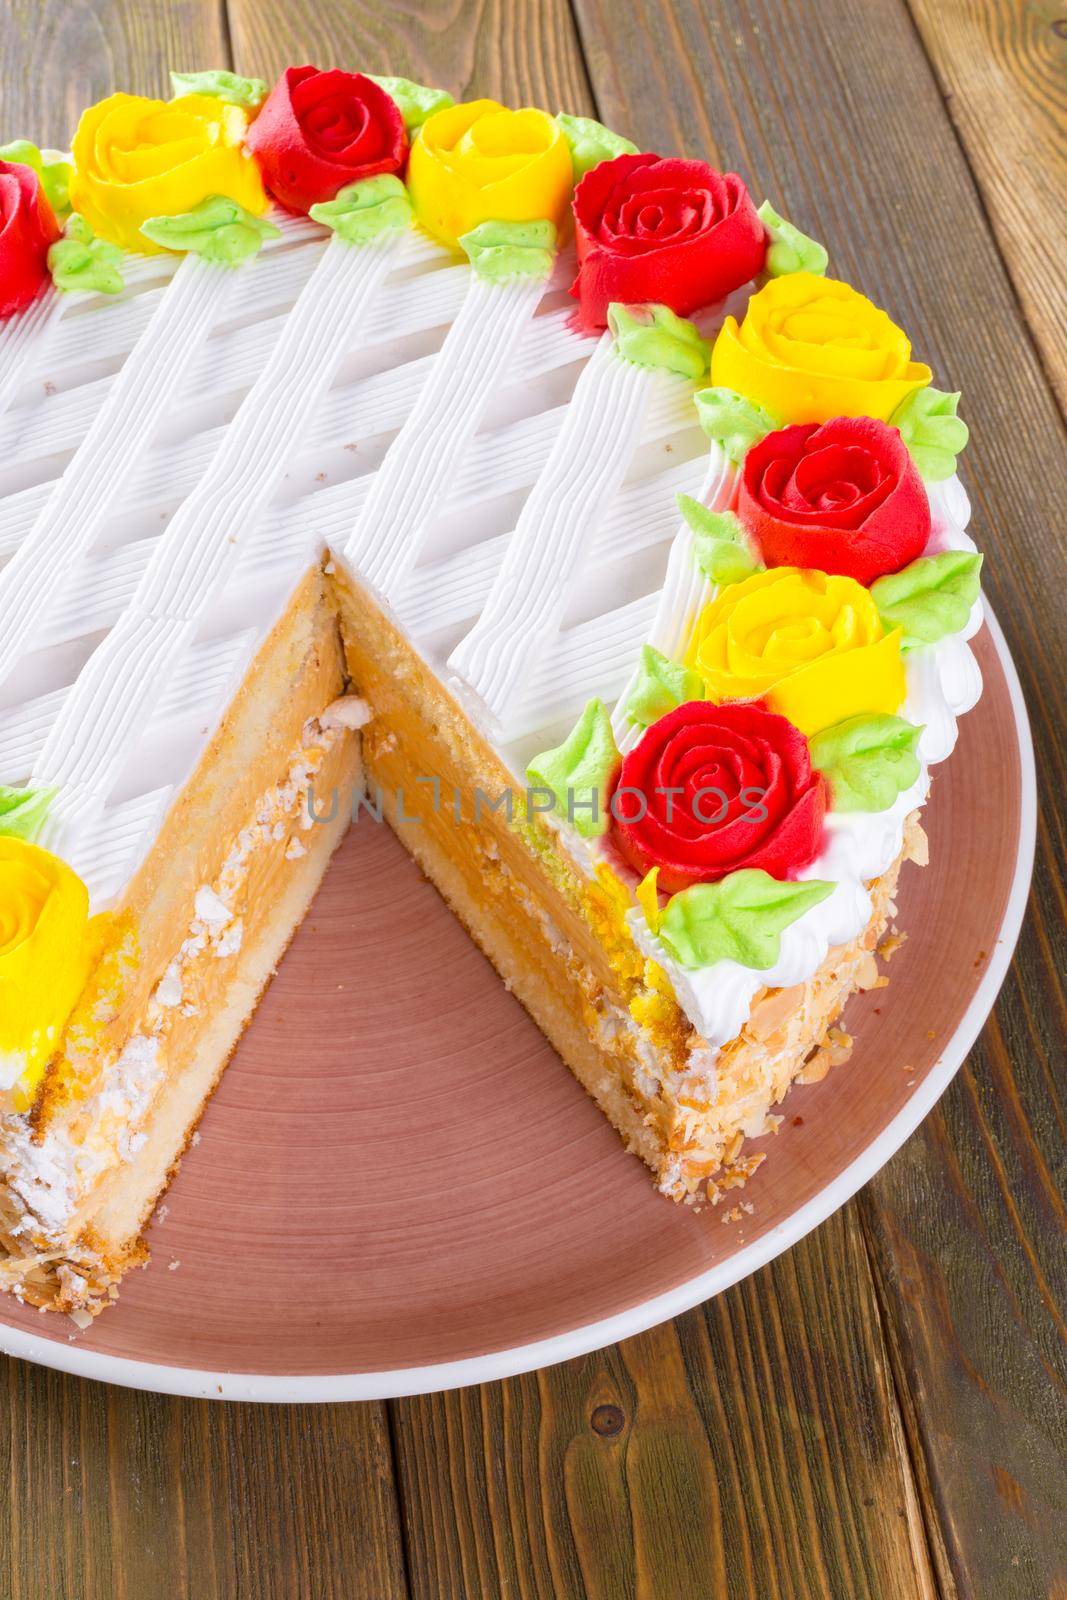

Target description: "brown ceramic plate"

left=0, top=614, right=1034, bottom=1400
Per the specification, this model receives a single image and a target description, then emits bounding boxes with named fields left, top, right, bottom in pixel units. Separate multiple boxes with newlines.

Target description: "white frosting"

left=448, top=335, right=667, bottom=724
left=345, top=271, right=551, bottom=602
left=0, top=283, right=63, bottom=417
left=0, top=256, right=237, bottom=687
left=628, top=769, right=925, bottom=1050
left=612, top=441, right=735, bottom=748
left=400, top=455, right=702, bottom=638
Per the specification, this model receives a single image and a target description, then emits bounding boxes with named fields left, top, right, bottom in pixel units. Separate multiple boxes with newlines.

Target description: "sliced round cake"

left=0, top=65, right=982, bottom=1317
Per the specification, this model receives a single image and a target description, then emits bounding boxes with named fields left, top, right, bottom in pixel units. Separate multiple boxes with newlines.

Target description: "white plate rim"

left=0, top=607, right=1036, bottom=1402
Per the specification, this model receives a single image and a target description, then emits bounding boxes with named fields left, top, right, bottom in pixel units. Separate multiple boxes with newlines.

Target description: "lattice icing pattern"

left=0, top=285, right=63, bottom=418
left=611, top=444, right=736, bottom=748
left=343, top=270, right=554, bottom=601
left=32, top=234, right=412, bottom=861
left=0, top=255, right=241, bottom=684
left=0, top=207, right=701, bottom=907
left=2, top=213, right=984, bottom=893
left=448, top=333, right=670, bottom=728
left=0, top=171, right=984, bottom=1074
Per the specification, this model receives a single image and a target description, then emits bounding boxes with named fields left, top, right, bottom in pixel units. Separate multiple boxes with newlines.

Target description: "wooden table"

left=2, top=2, right=1064, bottom=1594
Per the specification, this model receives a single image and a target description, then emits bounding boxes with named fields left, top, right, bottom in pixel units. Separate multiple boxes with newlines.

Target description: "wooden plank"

left=862, top=1000, right=1067, bottom=1597
left=226, top=0, right=593, bottom=109
left=571, top=0, right=1067, bottom=1593
left=0, top=7, right=409, bottom=1596
left=906, top=0, right=1067, bottom=409
left=391, top=1208, right=937, bottom=1599
left=0, top=0, right=231, bottom=146
left=0, top=1361, right=410, bottom=1600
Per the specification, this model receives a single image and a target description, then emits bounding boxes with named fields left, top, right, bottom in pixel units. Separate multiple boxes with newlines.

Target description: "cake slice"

left=0, top=67, right=983, bottom=1315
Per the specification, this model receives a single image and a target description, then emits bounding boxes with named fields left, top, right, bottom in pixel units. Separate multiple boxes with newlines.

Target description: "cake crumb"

left=797, top=1028, right=853, bottom=1083
left=321, top=694, right=372, bottom=731
left=194, top=885, right=231, bottom=930
left=214, top=919, right=244, bottom=959
left=154, top=963, right=183, bottom=1008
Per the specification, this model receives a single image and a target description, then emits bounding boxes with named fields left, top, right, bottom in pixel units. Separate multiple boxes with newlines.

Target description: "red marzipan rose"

left=0, top=160, right=60, bottom=319
left=611, top=701, right=826, bottom=894
left=739, top=417, right=931, bottom=585
left=570, top=152, right=766, bottom=333
left=246, top=65, right=408, bottom=213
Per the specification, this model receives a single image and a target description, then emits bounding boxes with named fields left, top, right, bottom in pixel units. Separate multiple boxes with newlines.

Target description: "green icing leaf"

left=608, top=303, right=709, bottom=381
left=890, top=386, right=969, bottom=481
left=693, top=385, right=778, bottom=463
left=677, top=497, right=761, bottom=587
left=140, top=195, right=280, bottom=264
left=0, top=138, right=40, bottom=168
left=0, top=785, right=56, bottom=843
left=870, top=550, right=983, bottom=648
left=368, top=75, right=454, bottom=134
left=169, top=69, right=267, bottom=109
left=809, top=714, right=923, bottom=812
left=757, top=200, right=828, bottom=277
left=526, top=698, right=620, bottom=840
left=460, top=218, right=557, bottom=282
left=310, top=174, right=413, bottom=246
left=625, top=645, right=703, bottom=727
left=0, top=139, right=72, bottom=215
left=555, top=112, right=638, bottom=181
left=47, top=213, right=124, bottom=295
left=657, top=869, right=835, bottom=971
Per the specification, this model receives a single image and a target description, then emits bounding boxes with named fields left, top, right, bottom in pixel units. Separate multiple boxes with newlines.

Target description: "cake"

left=0, top=66, right=983, bottom=1318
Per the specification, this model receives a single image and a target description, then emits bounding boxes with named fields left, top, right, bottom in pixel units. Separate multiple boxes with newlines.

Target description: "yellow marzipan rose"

left=687, top=566, right=906, bottom=735
left=70, top=91, right=267, bottom=253
left=710, top=272, right=931, bottom=424
left=407, top=98, right=572, bottom=250
left=0, top=838, right=91, bottom=1107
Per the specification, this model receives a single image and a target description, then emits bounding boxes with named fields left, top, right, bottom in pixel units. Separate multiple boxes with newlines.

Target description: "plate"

left=0, top=612, right=1034, bottom=1400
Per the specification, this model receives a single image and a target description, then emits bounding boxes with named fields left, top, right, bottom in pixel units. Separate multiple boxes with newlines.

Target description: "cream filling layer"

left=0, top=718, right=343, bottom=1245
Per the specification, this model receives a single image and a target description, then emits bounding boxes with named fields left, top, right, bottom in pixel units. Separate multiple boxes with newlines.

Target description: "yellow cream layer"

left=332, top=568, right=696, bottom=1076
left=36, top=567, right=344, bottom=1129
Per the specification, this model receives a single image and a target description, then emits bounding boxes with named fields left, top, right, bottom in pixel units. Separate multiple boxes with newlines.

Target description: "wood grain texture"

left=0, top=0, right=230, bottom=147
left=226, top=0, right=593, bottom=112
left=0, top=1, right=1060, bottom=1597
left=906, top=0, right=1067, bottom=409
left=391, top=1209, right=937, bottom=1599
left=0, top=1359, right=409, bottom=1600
left=0, top=9, right=408, bottom=1598
left=572, top=0, right=1067, bottom=1594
